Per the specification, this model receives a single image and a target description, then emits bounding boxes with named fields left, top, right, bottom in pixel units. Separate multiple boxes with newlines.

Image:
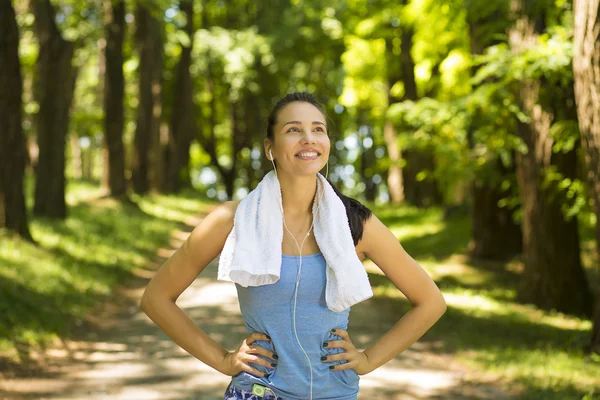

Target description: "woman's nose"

left=301, top=129, right=317, bottom=143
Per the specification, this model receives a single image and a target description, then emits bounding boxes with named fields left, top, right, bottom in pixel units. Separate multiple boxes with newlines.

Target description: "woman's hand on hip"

left=221, top=332, right=278, bottom=378
left=322, top=328, right=372, bottom=375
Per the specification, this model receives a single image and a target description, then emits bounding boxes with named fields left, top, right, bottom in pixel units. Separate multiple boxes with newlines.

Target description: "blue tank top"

left=231, top=252, right=360, bottom=400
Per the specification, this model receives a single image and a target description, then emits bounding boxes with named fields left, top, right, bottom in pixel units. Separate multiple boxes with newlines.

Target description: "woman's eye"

left=286, top=126, right=327, bottom=134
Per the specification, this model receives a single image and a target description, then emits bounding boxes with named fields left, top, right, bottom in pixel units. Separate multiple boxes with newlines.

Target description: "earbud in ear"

left=269, top=149, right=273, bottom=160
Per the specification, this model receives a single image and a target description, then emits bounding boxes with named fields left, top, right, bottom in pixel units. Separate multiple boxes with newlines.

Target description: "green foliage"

left=0, top=179, right=210, bottom=356
left=369, top=203, right=599, bottom=400
left=192, top=26, right=271, bottom=101
left=473, top=28, right=574, bottom=87
left=340, top=36, right=388, bottom=114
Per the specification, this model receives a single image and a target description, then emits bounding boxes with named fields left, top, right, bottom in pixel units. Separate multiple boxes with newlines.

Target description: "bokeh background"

left=1, top=0, right=599, bottom=399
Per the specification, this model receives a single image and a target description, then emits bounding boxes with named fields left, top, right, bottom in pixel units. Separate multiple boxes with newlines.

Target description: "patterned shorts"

left=222, top=381, right=283, bottom=400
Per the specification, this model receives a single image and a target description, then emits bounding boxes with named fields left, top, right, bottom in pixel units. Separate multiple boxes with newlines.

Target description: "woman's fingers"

left=321, top=352, right=348, bottom=362
left=240, top=361, right=271, bottom=378
left=245, top=353, right=277, bottom=370
left=330, top=328, right=352, bottom=344
left=328, top=360, right=357, bottom=371
left=323, top=339, right=349, bottom=350
left=246, top=332, right=271, bottom=345
left=243, top=332, right=277, bottom=372
left=247, top=345, right=278, bottom=362
left=323, top=329, right=360, bottom=371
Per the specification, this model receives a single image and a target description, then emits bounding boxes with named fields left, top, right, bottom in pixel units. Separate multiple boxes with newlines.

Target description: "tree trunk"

left=573, top=0, right=600, bottom=352
left=384, top=118, right=404, bottom=204
left=155, top=122, right=170, bottom=190
left=385, top=37, right=405, bottom=205
left=103, top=0, right=127, bottom=197
left=394, top=23, right=441, bottom=207
left=0, top=0, right=33, bottom=240
left=510, top=0, right=592, bottom=316
left=468, top=159, right=522, bottom=260
left=31, top=0, right=76, bottom=218
left=70, top=135, right=82, bottom=179
left=165, top=0, right=195, bottom=193
left=133, top=2, right=163, bottom=194
left=402, top=151, right=442, bottom=207
left=82, top=139, right=93, bottom=180
left=197, top=58, right=229, bottom=197
left=467, top=9, right=522, bottom=260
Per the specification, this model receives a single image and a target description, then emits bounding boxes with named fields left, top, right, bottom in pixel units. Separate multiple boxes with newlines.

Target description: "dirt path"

left=0, top=214, right=513, bottom=400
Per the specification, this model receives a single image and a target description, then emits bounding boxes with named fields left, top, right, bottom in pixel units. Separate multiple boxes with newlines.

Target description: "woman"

left=140, top=92, right=447, bottom=400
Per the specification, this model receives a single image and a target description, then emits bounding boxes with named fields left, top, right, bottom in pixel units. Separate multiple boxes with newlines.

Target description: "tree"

left=509, top=0, right=592, bottom=316
left=31, top=0, right=77, bottom=218
left=573, top=0, right=600, bottom=353
left=103, top=0, right=128, bottom=197
left=465, top=0, right=522, bottom=260
left=132, top=0, right=164, bottom=194
left=164, top=0, right=196, bottom=193
left=0, top=0, right=33, bottom=241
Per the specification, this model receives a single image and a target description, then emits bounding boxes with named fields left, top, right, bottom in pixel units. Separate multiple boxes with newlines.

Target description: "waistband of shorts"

left=226, top=381, right=283, bottom=400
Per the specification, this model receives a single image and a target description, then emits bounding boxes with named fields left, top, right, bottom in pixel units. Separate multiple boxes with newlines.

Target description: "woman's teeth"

left=296, top=152, right=319, bottom=159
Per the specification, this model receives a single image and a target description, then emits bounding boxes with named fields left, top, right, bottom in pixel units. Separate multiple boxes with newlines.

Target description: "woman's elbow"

left=140, top=286, right=154, bottom=314
left=433, top=291, right=447, bottom=318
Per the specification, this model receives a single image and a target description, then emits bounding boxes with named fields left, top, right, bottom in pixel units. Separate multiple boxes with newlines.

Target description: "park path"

left=0, top=212, right=513, bottom=400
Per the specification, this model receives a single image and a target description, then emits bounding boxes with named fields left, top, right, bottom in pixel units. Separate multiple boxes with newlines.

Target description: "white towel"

left=217, top=170, right=373, bottom=312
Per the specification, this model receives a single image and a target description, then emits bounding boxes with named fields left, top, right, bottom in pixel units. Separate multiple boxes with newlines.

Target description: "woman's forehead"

left=277, top=102, right=326, bottom=125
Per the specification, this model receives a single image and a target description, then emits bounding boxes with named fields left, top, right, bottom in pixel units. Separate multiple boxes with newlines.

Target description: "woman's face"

left=266, top=101, right=331, bottom=177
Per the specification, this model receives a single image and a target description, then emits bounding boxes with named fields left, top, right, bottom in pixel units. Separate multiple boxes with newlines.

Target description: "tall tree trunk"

left=133, top=2, right=163, bottom=194
left=31, top=0, right=76, bottom=218
left=467, top=10, right=522, bottom=260
left=385, top=37, right=405, bottom=204
left=392, top=22, right=441, bottom=207
left=573, top=0, right=600, bottom=353
left=0, top=0, right=33, bottom=241
left=510, top=0, right=592, bottom=316
left=197, top=57, right=229, bottom=197
left=165, top=0, right=195, bottom=193
left=384, top=117, right=404, bottom=204
left=70, top=135, right=82, bottom=179
left=103, top=0, right=127, bottom=197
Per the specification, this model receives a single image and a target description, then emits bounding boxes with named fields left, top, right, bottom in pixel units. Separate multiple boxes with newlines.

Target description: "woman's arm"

left=358, top=214, right=447, bottom=373
left=140, top=201, right=238, bottom=375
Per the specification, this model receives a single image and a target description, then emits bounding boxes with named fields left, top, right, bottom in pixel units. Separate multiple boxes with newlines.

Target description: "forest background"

left=1, top=0, right=600, bottom=399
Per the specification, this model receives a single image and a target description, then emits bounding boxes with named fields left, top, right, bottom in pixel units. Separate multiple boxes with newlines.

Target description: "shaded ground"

left=0, top=213, right=516, bottom=400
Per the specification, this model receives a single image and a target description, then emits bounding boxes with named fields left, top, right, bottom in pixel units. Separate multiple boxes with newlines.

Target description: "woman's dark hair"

left=266, top=92, right=373, bottom=246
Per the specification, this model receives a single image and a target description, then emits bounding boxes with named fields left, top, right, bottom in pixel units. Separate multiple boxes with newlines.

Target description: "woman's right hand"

left=221, top=332, right=278, bottom=377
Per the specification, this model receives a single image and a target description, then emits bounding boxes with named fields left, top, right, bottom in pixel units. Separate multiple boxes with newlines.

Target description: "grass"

left=363, top=202, right=599, bottom=400
left=0, top=179, right=213, bottom=361
left=1, top=181, right=598, bottom=399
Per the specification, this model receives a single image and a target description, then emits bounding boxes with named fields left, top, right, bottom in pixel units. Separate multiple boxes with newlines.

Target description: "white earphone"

left=268, top=147, right=329, bottom=400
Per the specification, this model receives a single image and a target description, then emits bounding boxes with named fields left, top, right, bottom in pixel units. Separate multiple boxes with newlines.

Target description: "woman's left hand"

left=322, top=329, right=372, bottom=375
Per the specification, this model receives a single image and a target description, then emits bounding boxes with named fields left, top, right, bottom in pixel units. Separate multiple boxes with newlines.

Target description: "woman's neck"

left=277, top=171, right=318, bottom=216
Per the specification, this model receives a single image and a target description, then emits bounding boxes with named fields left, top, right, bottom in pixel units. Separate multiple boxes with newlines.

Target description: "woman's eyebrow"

left=283, top=121, right=326, bottom=127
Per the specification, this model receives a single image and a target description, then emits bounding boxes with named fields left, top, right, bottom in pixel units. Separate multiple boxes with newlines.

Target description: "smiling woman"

left=140, top=92, right=447, bottom=400
left=265, top=96, right=331, bottom=179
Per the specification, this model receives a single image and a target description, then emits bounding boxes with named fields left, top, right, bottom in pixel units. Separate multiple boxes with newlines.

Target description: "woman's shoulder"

left=222, top=199, right=242, bottom=214
left=217, top=200, right=241, bottom=224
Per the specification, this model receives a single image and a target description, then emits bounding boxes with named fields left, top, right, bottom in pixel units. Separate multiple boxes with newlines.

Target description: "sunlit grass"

left=366, top=202, right=599, bottom=400
left=0, top=180, right=212, bottom=360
